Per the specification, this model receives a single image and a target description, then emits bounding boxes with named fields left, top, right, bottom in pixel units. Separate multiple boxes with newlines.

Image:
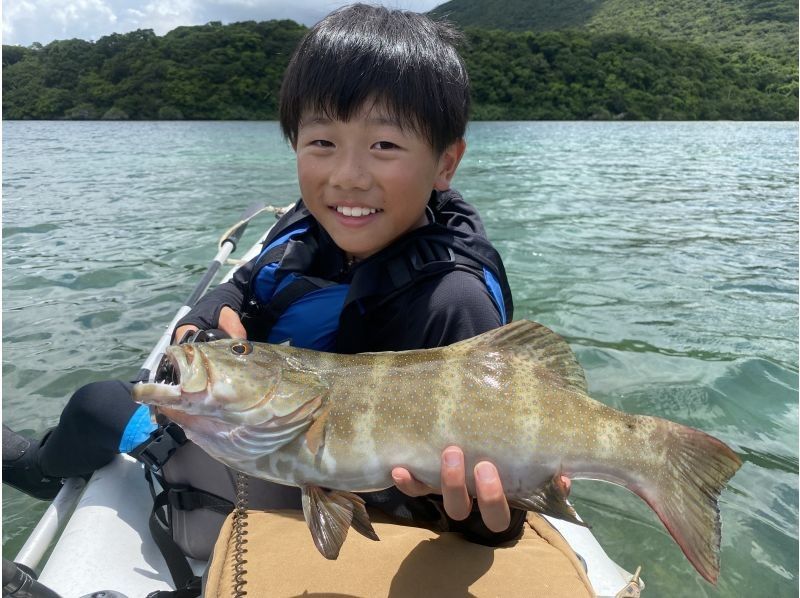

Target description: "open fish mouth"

left=133, top=347, right=193, bottom=406
left=155, top=352, right=180, bottom=385
left=137, top=344, right=211, bottom=404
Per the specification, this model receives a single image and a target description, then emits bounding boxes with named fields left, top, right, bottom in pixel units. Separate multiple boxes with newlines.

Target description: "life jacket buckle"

left=131, top=422, right=188, bottom=472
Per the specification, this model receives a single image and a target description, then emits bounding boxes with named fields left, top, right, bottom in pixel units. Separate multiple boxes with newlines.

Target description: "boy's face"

left=294, top=103, right=465, bottom=260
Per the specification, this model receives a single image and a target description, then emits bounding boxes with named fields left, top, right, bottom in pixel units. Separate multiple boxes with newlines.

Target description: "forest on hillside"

left=2, top=18, right=796, bottom=121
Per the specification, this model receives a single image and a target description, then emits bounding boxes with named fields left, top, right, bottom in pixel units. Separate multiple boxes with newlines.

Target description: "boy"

left=4, top=3, right=529, bottom=546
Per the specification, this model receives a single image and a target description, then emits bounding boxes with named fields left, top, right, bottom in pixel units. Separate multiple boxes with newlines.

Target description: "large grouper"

left=133, top=319, right=741, bottom=583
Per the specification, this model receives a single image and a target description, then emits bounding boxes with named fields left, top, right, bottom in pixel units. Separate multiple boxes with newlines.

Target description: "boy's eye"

left=372, top=141, right=399, bottom=150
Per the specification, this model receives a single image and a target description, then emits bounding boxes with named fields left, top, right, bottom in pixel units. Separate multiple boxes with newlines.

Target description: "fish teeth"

left=335, top=206, right=380, bottom=217
left=132, top=381, right=182, bottom=404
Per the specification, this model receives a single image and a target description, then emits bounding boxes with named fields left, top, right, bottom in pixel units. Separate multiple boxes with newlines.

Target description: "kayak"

left=11, top=207, right=644, bottom=598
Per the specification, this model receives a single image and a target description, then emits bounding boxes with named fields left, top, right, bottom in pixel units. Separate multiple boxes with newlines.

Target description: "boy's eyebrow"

left=364, top=114, right=403, bottom=128
left=299, top=113, right=404, bottom=128
left=301, top=115, right=332, bottom=126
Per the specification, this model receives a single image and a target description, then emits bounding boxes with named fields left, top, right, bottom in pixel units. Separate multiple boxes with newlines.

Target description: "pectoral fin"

left=508, top=473, right=587, bottom=527
left=230, top=418, right=313, bottom=455
left=301, top=485, right=380, bottom=559
left=305, top=404, right=332, bottom=456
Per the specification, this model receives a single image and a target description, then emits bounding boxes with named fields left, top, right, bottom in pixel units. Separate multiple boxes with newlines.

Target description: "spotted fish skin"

left=133, top=320, right=741, bottom=582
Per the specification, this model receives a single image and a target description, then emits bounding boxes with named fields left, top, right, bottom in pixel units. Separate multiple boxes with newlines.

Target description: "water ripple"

left=2, top=120, right=797, bottom=596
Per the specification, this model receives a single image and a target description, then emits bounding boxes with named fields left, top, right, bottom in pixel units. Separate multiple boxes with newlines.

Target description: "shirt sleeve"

left=409, top=270, right=504, bottom=348
left=363, top=269, right=504, bottom=352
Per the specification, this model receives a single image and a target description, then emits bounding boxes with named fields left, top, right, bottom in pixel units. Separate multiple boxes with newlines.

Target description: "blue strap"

left=483, top=266, right=508, bottom=325
left=252, top=224, right=311, bottom=305
left=258, top=224, right=310, bottom=257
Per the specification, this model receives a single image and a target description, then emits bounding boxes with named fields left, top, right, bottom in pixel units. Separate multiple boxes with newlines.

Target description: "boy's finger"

left=173, top=324, right=198, bottom=344
left=441, top=447, right=472, bottom=521
left=218, top=306, right=248, bottom=339
left=392, top=467, right=435, bottom=497
left=474, top=461, right=511, bottom=532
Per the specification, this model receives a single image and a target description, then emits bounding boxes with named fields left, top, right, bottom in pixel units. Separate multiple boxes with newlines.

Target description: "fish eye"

left=231, top=341, right=253, bottom=356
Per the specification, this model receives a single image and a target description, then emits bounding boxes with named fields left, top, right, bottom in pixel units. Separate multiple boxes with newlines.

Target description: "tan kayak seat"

left=205, top=509, right=595, bottom=597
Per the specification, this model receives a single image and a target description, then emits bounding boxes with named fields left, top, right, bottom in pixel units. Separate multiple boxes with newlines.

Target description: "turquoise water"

left=3, top=121, right=797, bottom=596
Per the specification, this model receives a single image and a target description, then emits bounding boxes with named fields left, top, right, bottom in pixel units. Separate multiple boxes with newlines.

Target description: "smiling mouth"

left=333, top=205, right=383, bottom=217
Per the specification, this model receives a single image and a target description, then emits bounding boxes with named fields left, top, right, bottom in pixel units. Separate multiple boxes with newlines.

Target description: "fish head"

left=132, top=339, right=285, bottom=424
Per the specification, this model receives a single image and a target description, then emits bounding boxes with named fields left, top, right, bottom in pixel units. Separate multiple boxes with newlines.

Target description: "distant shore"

left=3, top=22, right=797, bottom=121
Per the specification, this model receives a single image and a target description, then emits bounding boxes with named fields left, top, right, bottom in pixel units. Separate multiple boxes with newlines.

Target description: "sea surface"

left=2, top=120, right=798, bottom=596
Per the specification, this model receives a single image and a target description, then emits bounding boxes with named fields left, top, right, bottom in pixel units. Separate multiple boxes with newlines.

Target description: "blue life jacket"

left=249, top=222, right=348, bottom=350
left=242, top=198, right=511, bottom=351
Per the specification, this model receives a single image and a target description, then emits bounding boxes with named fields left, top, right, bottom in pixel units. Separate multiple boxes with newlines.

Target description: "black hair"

left=279, top=3, right=470, bottom=155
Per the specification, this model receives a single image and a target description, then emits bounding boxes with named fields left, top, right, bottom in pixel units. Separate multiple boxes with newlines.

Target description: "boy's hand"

left=173, top=324, right=199, bottom=344
left=392, top=446, right=511, bottom=532
left=173, top=306, right=247, bottom=344
left=392, top=446, right=571, bottom=533
left=217, top=306, right=248, bottom=339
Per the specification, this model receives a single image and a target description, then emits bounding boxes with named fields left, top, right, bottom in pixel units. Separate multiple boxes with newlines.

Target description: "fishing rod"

left=135, top=201, right=267, bottom=384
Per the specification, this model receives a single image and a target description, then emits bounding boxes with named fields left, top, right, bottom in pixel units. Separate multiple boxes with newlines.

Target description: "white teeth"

left=335, top=206, right=379, bottom=217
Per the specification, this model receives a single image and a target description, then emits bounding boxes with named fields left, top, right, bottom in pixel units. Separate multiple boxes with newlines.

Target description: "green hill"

left=2, top=2, right=797, bottom=121
left=2, top=21, right=307, bottom=120
left=428, top=0, right=797, bottom=119
left=428, top=0, right=797, bottom=61
left=431, top=0, right=605, bottom=33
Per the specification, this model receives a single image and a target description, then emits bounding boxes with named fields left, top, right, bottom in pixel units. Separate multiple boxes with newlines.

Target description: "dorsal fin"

left=449, top=320, right=588, bottom=394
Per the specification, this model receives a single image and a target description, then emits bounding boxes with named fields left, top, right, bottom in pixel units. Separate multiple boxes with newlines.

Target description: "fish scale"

left=133, top=319, right=741, bottom=582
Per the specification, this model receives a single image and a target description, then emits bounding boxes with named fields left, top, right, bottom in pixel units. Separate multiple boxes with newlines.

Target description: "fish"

left=132, top=319, right=741, bottom=583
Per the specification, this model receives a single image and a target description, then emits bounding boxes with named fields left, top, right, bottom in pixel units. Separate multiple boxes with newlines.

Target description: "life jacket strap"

left=148, top=490, right=201, bottom=594
left=346, top=233, right=494, bottom=311
left=256, top=242, right=289, bottom=268
left=385, top=237, right=457, bottom=290
left=250, top=276, right=338, bottom=337
left=146, top=479, right=232, bottom=595
left=145, top=579, right=202, bottom=598
left=164, top=485, right=234, bottom=515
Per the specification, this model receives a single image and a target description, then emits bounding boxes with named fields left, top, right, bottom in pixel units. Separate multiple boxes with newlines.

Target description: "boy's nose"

left=329, top=152, right=372, bottom=190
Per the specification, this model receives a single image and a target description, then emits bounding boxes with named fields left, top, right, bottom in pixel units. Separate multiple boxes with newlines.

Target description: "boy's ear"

left=433, top=138, right=467, bottom=191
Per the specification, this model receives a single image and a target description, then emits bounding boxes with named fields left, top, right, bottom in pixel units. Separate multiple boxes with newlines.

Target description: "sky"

left=2, top=0, right=446, bottom=47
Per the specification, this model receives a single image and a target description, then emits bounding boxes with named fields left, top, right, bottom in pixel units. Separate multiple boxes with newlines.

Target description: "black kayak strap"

left=148, top=492, right=199, bottom=592
left=160, top=485, right=234, bottom=515
left=148, top=486, right=233, bottom=594
left=145, top=578, right=202, bottom=598
left=132, top=421, right=232, bottom=593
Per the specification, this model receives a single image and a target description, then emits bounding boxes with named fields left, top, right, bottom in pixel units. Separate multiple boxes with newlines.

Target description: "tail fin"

left=632, top=422, right=741, bottom=584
